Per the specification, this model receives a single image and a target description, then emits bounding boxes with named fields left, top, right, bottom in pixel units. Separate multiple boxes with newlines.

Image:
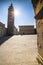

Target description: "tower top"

left=11, top=3, right=13, bottom=7
left=8, top=3, right=14, bottom=10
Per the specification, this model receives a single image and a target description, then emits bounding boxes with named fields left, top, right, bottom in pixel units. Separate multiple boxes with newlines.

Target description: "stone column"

left=31, top=0, right=43, bottom=64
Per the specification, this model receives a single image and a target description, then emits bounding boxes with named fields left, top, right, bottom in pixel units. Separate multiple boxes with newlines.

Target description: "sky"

left=0, top=0, right=36, bottom=29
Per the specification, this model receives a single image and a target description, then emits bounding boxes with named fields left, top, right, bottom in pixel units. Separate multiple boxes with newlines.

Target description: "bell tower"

left=7, top=3, right=14, bottom=35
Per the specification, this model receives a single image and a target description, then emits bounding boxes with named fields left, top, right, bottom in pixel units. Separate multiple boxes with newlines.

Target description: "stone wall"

left=32, top=0, right=43, bottom=64
left=0, top=22, right=6, bottom=37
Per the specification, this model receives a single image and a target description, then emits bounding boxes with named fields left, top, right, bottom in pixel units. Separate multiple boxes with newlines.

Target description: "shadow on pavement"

left=0, top=36, right=13, bottom=45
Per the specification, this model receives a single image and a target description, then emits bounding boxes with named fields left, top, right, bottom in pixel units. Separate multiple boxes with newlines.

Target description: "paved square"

left=0, top=35, right=39, bottom=65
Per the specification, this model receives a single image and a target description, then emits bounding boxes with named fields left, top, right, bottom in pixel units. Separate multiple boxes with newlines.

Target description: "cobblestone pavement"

left=0, top=35, right=39, bottom=65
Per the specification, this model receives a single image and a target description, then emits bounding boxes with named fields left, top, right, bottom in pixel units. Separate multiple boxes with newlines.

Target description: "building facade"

left=19, top=26, right=35, bottom=35
left=7, top=3, right=14, bottom=35
left=32, top=0, right=43, bottom=64
left=0, top=22, right=6, bottom=37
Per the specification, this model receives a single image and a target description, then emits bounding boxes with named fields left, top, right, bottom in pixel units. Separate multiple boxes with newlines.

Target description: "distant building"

left=0, top=22, right=6, bottom=37
left=19, top=25, right=35, bottom=35
left=7, top=3, right=14, bottom=35
left=14, top=26, right=18, bottom=35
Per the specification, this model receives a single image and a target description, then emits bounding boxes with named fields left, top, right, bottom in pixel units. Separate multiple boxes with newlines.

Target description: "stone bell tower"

left=32, top=0, right=43, bottom=64
left=7, top=3, right=14, bottom=35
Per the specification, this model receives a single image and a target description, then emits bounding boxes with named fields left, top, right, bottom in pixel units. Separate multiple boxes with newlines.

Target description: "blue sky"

left=0, top=0, right=36, bottom=28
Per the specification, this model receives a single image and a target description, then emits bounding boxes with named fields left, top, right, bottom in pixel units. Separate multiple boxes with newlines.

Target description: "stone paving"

left=0, top=35, right=39, bottom=65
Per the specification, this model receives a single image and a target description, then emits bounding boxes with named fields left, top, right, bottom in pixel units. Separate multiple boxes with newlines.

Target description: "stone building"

left=19, top=25, right=35, bottom=35
left=32, top=0, right=43, bottom=64
left=0, top=22, right=6, bottom=37
left=7, top=3, right=14, bottom=35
